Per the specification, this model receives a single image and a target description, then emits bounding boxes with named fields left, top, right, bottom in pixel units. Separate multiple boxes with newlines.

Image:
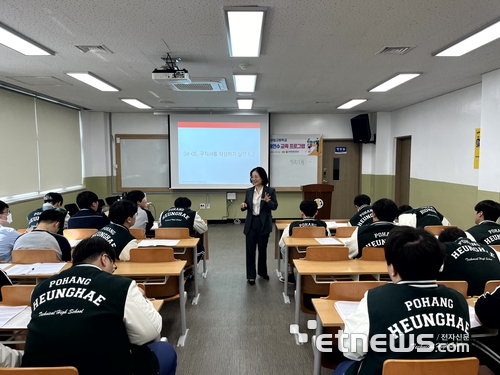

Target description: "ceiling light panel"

left=0, top=22, right=54, bottom=56
left=65, top=72, right=120, bottom=92
left=237, top=99, right=254, bottom=109
left=369, top=73, right=420, bottom=92
left=224, top=7, right=267, bottom=57
left=337, top=99, right=367, bottom=109
left=120, top=99, right=152, bottom=109
left=233, top=75, right=257, bottom=92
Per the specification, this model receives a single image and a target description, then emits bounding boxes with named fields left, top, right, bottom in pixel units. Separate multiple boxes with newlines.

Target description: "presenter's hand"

left=241, top=202, right=247, bottom=209
left=262, top=193, right=271, bottom=203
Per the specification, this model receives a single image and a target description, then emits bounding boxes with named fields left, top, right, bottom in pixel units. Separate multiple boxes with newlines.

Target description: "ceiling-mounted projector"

left=152, top=68, right=190, bottom=84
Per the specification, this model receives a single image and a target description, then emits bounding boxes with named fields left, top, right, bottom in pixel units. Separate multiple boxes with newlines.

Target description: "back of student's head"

left=72, top=237, right=116, bottom=264
left=300, top=200, right=318, bottom=217
left=438, top=227, right=467, bottom=243
left=125, top=190, right=145, bottom=204
left=354, top=194, right=371, bottom=207
left=0, top=201, right=8, bottom=214
left=44, top=192, right=63, bottom=205
left=474, top=200, right=500, bottom=221
left=109, top=200, right=137, bottom=225
left=372, top=198, right=398, bottom=222
left=385, top=226, right=445, bottom=281
left=398, top=205, right=413, bottom=216
left=174, top=197, right=191, bottom=208
left=76, top=191, right=99, bottom=209
left=39, top=209, right=65, bottom=228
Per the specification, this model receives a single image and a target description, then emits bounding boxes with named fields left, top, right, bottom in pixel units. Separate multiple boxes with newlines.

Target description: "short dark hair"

left=174, top=197, right=191, bottom=208
left=250, top=167, right=269, bottom=186
left=354, top=194, right=371, bottom=207
left=72, top=237, right=116, bottom=264
left=372, top=198, right=398, bottom=222
left=474, top=200, right=500, bottom=221
left=384, top=226, right=445, bottom=280
left=398, top=205, right=413, bottom=216
left=300, top=200, right=318, bottom=217
left=109, top=200, right=137, bottom=225
left=0, top=201, right=8, bottom=213
left=76, top=191, right=99, bottom=209
left=44, top=192, right=63, bottom=205
left=125, top=190, right=145, bottom=204
left=39, top=209, right=65, bottom=227
left=438, top=227, right=467, bottom=243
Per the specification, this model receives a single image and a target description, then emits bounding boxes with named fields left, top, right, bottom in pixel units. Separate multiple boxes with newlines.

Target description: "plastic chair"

left=1, top=285, right=35, bottom=305
left=129, top=228, right=146, bottom=239
left=0, top=367, right=78, bottom=374
left=484, top=280, right=500, bottom=294
left=382, top=357, right=479, bottom=375
left=335, top=226, right=356, bottom=238
left=437, top=280, right=468, bottom=298
left=63, top=228, right=98, bottom=240
left=12, top=249, right=61, bottom=264
left=154, top=227, right=190, bottom=239
left=423, top=225, right=457, bottom=236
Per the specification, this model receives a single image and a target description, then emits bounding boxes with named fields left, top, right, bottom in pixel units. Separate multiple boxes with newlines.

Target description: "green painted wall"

left=361, top=174, right=395, bottom=201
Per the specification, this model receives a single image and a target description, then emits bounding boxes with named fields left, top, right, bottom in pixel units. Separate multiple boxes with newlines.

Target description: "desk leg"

left=294, top=269, right=301, bottom=328
left=202, top=234, right=208, bottom=279
left=276, top=228, right=283, bottom=278
left=177, top=270, right=189, bottom=347
left=313, top=315, right=323, bottom=375
left=192, top=246, right=200, bottom=305
left=282, top=245, right=290, bottom=304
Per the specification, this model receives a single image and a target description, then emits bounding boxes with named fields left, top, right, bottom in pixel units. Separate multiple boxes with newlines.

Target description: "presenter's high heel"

left=247, top=279, right=255, bottom=285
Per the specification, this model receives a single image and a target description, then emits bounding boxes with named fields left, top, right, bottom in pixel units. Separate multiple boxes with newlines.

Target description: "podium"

left=301, top=184, right=334, bottom=219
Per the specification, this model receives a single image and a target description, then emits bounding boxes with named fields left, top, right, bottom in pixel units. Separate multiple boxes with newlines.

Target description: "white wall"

left=81, top=111, right=110, bottom=178
left=270, top=113, right=353, bottom=138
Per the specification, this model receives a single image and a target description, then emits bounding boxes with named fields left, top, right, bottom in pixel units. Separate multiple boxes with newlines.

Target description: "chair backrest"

left=489, top=244, right=500, bottom=252
left=0, top=367, right=79, bottom=375
left=16, top=229, right=26, bottom=235
left=382, top=357, right=479, bottom=375
left=63, top=228, right=98, bottom=240
left=484, top=279, right=500, bottom=293
left=129, top=228, right=146, bottom=239
left=63, top=203, right=79, bottom=217
left=129, top=247, right=176, bottom=262
left=361, top=247, right=385, bottom=261
left=437, top=280, right=468, bottom=297
left=303, top=246, right=350, bottom=261
left=12, top=249, right=61, bottom=264
left=335, top=226, right=356, bottom=238
left=325, top=281, right=387, bottom=301
left=423, top=225, right=457, bottom=236
left=1, top=285, right=36, bottom=305
left=290, top=226, right=326, bottom=238
left=155, top=227, right=190, bottom=239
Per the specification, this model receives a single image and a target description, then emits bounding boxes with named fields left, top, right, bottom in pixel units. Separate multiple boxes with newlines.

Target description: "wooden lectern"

left=301, top=184, right=334, bottom=219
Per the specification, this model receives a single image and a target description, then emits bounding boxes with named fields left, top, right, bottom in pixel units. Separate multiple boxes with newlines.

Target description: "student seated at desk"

left=22, top=237, right=177, bottom=375
left=348, top=194, right=373, bottom=227
left=27, top=192, right=69, bottom=232
left=465, top=200, right=500, bottom=245
left=91, top=200, right=139, bottom=261
left=0, top=200, right=19, bottom=262
left=14, top=210, right=71, bottom=261
left=345, top=198, right=398, bottom=258
left=125, top=190, right=154, bottom=234
left=335, top=226, right=471, bottom=375
left=67, top=191, right=110, bottom=230
left=398, top=205, right=451, bottom=228
left=472, top=284, right=500, bottom=374
left=437, top=227, right=500, bottom=296
left=279, top=200, right=330, bottom=284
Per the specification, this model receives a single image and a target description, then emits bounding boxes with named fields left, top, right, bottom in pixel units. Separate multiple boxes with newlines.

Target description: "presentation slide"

left=169, top=114, right=269, bottom=189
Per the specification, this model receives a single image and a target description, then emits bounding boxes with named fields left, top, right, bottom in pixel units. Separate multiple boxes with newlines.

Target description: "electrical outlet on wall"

left=206, top=203, right=210, bottom=209
left=200, top=203, right=205, bottom=209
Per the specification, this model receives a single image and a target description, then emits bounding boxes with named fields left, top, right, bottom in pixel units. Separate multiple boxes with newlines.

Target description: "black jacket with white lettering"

left=466, top=221, right=500, bottom=245
left=91, top=223, right=136, bottom=259
left=349, top=205, right=374, bottom=227
left=159, top=207, right=196, bottom=234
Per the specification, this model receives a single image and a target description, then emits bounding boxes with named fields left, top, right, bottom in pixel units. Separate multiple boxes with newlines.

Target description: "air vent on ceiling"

left=376, top=46, right=416, bottom=55
left=75, top=45, right=114, bottom=54
left=166, top=78, right=228, bottom=92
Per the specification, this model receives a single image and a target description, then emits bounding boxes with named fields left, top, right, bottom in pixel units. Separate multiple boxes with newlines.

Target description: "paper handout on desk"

left=138, top=239, right=180, bottom=247
left=469, top=306, right=481, bottom=329
left=6, top=263, right=66, bottom=276
left=334, top=301, right=360, bottom=321
left=0, top=306, right=31, bottom=329
left=0, top=264, right=11, bottom=270
left=68, top=239, right=82, bottom=248
left=315, top=237, right=343, bottom=245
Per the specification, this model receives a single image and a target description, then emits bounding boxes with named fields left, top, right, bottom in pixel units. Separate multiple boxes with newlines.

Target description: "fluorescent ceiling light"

left=369, top=73, right=420, bottom=92
left=337, top=99, right=367, bottom=109
left=0, top=22, right=54, bottom=56
left=65, top=72, right=120, bottom=92
left=234, top=75, right=257, bottom=92
left=120, top=99, right=152, bottom=109
left=237, top=99, right=254, bottom=109
left=224, top=7, right=267, bottom=57
left=436, top=18, right=500, bottom=56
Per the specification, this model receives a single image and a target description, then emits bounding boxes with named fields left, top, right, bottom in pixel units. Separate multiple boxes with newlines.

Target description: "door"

left=322, top=140, right=361, bottom=218
left=395, top=137, right=411, bottom=206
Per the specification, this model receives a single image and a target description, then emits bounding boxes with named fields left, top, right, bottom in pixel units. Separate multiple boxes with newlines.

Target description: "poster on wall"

left=474, top=128, right=480, bottom=169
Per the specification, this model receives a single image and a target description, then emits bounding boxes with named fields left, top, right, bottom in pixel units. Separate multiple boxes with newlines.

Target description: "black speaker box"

left=350, top=114, right=371, bottom=143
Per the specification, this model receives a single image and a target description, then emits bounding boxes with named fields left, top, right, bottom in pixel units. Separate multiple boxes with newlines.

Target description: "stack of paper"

left=138, top=239, right=180, bottom=247
left=315, top=238, right=343, bottom=245
left=0, top=306, right=31, bottom=329
left=6, top=263, right=66, bottom=276
left=334, top=301, right=360, bottom=321
left=68, top=239, right=82, bottom=248
left=0, top=264, right=11, bottom=270
left=469, top=306, right=481, bottom=329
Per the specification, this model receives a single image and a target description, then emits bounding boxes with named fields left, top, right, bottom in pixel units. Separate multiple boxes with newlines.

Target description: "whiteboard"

left=118, top=137, right=169, bottom=189
left=270, top=155, right=318, bottom=187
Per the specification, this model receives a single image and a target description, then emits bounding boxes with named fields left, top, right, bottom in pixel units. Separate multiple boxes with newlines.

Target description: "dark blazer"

left=241, top=186, right=278, bottom=235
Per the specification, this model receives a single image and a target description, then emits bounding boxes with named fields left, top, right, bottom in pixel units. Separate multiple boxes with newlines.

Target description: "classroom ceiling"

left=1, top=0, right=500, bottom=114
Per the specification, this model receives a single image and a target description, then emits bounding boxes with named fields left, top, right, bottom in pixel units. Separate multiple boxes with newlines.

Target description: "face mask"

left=6, top=213, right=12, bottom=224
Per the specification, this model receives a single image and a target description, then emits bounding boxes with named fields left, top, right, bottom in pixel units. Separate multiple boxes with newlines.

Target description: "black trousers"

left=245, top=215, right=269, bottom=279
